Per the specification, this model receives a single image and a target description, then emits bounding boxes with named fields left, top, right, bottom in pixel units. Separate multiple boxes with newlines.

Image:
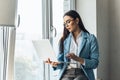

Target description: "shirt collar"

left=71, top=30, right=83, bottom=39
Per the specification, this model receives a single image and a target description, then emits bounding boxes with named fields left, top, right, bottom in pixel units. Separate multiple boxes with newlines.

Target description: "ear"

left=75, top=18, right=79, bottom=24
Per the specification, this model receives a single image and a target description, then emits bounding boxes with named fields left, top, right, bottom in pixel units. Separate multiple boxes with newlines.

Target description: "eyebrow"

left=64, top=19, right=74, bottom=23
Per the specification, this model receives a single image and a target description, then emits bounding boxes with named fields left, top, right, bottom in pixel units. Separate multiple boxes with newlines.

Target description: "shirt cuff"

left=82, top=59, right=85, bottom=66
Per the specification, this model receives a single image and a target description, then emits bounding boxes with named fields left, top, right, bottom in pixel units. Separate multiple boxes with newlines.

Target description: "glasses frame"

left=63, top=19, right=74, bottom=27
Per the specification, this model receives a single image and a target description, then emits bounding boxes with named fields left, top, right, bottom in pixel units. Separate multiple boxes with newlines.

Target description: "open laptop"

left=32, top=39, right=57, bottom=62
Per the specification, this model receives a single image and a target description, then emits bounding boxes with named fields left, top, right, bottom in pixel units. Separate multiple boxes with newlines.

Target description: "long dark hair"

left=59, top=10, right=89, bottom=53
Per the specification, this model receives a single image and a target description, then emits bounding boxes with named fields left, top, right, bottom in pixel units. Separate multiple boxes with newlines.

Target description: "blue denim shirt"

left=54, top=31, right=99, bottom=80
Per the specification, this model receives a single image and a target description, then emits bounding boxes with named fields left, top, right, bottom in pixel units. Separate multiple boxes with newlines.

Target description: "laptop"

left=32, top=39, right=57, bottom=62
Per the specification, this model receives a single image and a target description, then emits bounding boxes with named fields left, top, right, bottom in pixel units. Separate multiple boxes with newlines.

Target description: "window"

left=14, top=0, right=43, bottom=80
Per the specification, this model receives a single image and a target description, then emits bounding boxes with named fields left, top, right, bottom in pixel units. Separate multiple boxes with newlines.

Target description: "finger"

left=48, top=58, right=51, bottom=63
left=52, top=62, right=58, bottom=67
left=66, top=54, right=71, bottom=57
left=45, top=60, right=48, bottom=63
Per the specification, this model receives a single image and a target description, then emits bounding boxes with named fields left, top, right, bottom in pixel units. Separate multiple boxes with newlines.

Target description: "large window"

left=14, top=0, right=43, bottom=80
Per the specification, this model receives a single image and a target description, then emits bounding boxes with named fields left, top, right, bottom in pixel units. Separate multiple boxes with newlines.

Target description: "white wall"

left=109, top=0, right=120, bottom=80
left=76, top=0, right=96, bottom=35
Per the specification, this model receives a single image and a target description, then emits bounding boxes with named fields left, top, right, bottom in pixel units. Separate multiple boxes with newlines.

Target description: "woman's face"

left=63, top=16, right=79, bottom=32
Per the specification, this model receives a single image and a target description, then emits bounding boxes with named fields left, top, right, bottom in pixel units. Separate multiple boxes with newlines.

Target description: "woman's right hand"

left=45, top=58, right=59, bottom=67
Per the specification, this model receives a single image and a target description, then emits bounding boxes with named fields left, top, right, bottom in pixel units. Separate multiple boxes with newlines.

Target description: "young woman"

left=46, top=10, right=99, bottom=80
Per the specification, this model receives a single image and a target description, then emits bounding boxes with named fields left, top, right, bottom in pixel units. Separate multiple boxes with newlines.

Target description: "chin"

left=67, top=29, right=72, bottom=32
left=68, top=30, right=72, bottom=32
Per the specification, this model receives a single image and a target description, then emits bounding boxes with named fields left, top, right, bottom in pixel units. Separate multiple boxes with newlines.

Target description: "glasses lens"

left=64, top=19, right=74, bottom=27
left=66, top=20, right=71, bottom=24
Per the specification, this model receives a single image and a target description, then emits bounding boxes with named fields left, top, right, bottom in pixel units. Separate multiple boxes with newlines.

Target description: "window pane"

left=14, top=0, right=43, bottom=80
left=16, top=0, right=42, bottom=40
left=50, top=0, right=64, bottom=80
left=52, top=0, right=64, bottom=55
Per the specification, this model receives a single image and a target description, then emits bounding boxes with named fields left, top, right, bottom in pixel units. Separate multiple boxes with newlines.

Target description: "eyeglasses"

left=63, top=19, right=74, bottom=27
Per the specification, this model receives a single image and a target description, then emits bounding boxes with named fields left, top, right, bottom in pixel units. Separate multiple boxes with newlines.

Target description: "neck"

left=72, top=28, right=81, bottom=39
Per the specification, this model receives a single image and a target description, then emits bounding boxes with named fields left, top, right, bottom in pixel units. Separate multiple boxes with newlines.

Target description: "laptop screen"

left=32, top=39, right=57, bottom=62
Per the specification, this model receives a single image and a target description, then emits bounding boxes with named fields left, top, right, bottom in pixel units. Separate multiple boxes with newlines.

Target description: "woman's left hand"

left=66, top=53, right=79, bottom=61
left=66, top=53, right=84, bottom=64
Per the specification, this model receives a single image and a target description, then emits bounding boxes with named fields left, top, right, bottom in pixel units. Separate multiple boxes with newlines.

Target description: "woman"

left=46, top=10, right=99, bottom=80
